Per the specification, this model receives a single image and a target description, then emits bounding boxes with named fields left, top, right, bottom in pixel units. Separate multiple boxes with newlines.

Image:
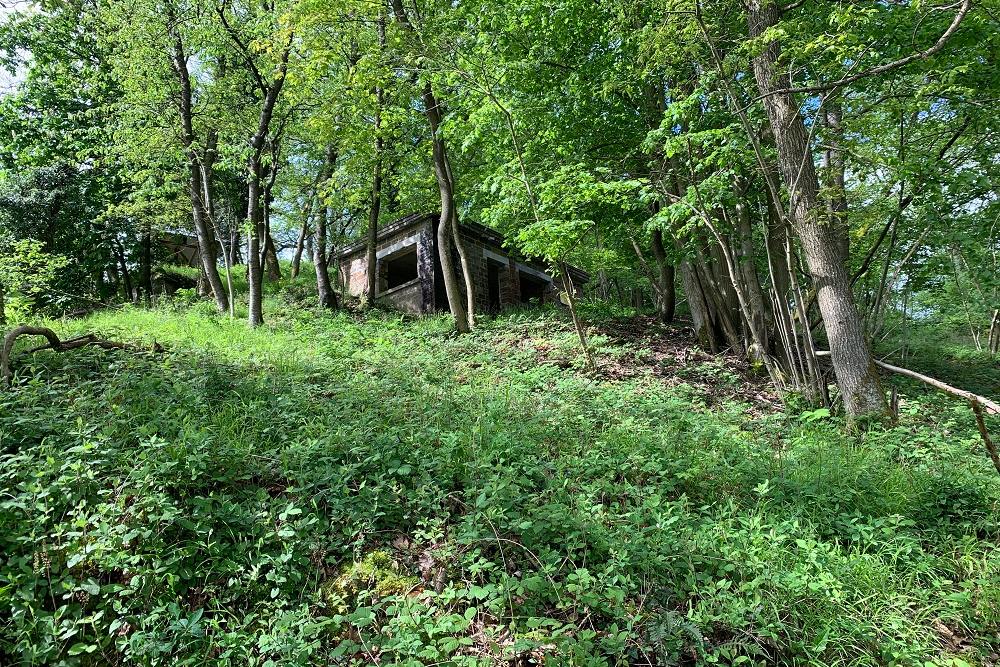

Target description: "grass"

left=0, top=285, right=998, bottom=666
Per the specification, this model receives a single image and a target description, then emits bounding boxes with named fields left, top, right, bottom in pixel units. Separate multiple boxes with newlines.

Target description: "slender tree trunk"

left=290, top=192, right=314, bottom=280
left=733, top=188, right=768, bottom=346
left=365, top=15, right=386, bottom=303
left=168, top=26, right=228, bottom=314
left=244, top=39, right=292, bottom=328
left=747, top=0, right=886, bottom=418
left=765, top=199, right=791, bottom=302
left=390, top=0, right=470, bottom=333
left=314, top=205, right=337, bottom=309
left=112, top=238, right=135, bottom=302
left=451, top=207, right=477, bottom=325
left=315, top=148, right=337, bottom=309
left=290, top=223, right=309, bottom=280
left=560, top=263, right=596, bottom=371
left=247, top=159, right=266, bottom=327
left=0, top=277, right=6, bottom=325
left=140, top=224, right=152, bottom=305
left=989, top=309, right=1000, bottom=355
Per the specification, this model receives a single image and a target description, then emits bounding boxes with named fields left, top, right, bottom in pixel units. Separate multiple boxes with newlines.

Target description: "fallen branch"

left=816, top=350, right=1000, bottom=473
left=815, top=350, right=1000, bottom=415
left=971, top=401, right=1000, bottom=475
left=2, top=325, right=164, bottom=387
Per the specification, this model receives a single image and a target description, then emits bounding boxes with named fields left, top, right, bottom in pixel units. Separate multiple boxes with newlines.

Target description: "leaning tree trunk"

left=390, top=0, right=470, bottom=333
left=168, top=27, right=228, bottom=314
left=244, top=41, right=291, bottom=328
left=747, top=0, right=886, bottom=418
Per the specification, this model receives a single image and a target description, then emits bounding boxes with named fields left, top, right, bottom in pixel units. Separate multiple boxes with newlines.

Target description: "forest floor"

left=1, top=290, right=999, bottom=666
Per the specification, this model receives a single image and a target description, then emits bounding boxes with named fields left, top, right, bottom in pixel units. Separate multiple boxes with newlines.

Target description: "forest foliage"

left=0, top=0, right=999, bottom=663
left=1, top=291, right=998, bottom=665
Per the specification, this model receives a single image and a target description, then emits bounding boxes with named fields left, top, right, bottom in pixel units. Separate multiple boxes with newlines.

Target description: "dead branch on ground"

left=2, top=325, right=164, bottom=387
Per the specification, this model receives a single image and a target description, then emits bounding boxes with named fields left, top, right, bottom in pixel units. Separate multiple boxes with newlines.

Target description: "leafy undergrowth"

left=1, top=299, right=998, bottom=666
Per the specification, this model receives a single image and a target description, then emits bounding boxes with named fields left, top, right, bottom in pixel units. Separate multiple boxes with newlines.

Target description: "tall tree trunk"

left=390, top=0, right=470, bottom=333
left=365, top=15, right=386, bottom=302
left=244, top=39, right=292, bottom=328
left=0, top=277, right=6, bottom=325
left=314, top=204, right=337, bottom=309
left=747, top=0, right=886, bottom=418
left=679, top=260, right=721, bottom=351
left=822, top=96, right=849, bottom=261
left=112, top=238, right=135, bottom=302
left=230, top=228, right=242, bottom=266
left=733, top=186, right=768, bottom=346
left=167, top=24, right=228, bottom=314
left=650, top=229, right=676, bottom=322
left=247, top=159, right=266, bottom=327
left=140, top=223, right=152, bottom=305
left=290, top=192, right=314, bottom=280
left=315, top=147, right=338, bottom=309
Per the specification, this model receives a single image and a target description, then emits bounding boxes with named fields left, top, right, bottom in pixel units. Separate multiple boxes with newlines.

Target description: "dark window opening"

left=519, top=271, right=548, bottom=304
left=381, top=247, right=418, bottom=291
left=487, top=261, right=502, bottom=313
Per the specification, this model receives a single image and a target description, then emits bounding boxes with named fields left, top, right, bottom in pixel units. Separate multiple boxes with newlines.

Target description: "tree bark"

left=733, top=186, right=768, bottom=346
left=245, top=40, right=292, bottom=328
left=167, top=23, right=228, bottom=314
left=229, top=228, right=242, bottom=266
left=747, top=0, right=887, bottom=418
left=650, top=229, right=676, bottom=322
left=314, top=147, right=338, bottom=309
left=112, top=237, right=135, bottom=302
left=390, top=0, right=470, bottom=333
left=0, top=277, right=6, bottom=325
left=140, top=224, right=153, bottom=305
left=365, top=15, right=386, bottom=303
left=822, top=97, right=849, bottom=261
left=680, top=259, right=722, bottom=352
left=262, top=159, right=282, bottom=281
left=290, top=189, right=315, bottom=280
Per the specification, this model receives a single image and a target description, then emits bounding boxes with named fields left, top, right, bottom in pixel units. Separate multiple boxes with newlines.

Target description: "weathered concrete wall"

left=336, top=215, right=581, bottom=315
left=377, top=280, right=423, bottom=313
left=338, top=219, right=434, bottom=312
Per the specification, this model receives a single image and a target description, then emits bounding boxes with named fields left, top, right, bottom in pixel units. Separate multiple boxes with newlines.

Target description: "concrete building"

left=336, top=213, right=588, bottom=314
